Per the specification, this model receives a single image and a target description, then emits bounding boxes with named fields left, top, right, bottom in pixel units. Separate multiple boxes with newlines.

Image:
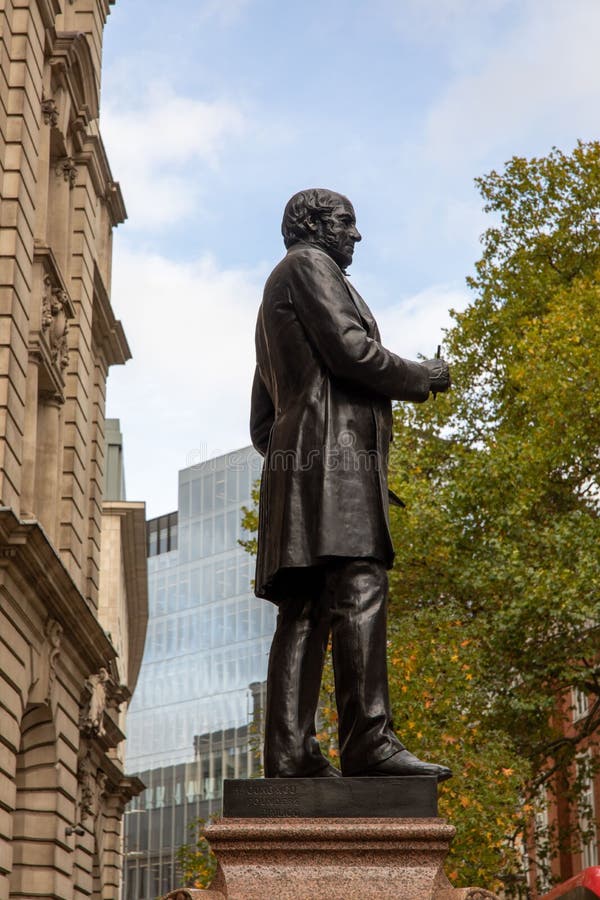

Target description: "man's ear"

left=304, top=213, right=318, bottom=233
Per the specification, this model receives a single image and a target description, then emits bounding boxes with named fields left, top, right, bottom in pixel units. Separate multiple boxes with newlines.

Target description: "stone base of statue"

left=194, top=778, right=498, bottom=900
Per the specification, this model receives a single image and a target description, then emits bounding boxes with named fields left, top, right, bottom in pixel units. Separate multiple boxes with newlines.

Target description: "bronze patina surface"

left=250, top=189, right=451, bottom=779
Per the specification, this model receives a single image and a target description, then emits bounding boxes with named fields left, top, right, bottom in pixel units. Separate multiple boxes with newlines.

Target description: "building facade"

left=528, top=688, right=599, bottom=897
left=0, top=3, right=148, bottom=898
left=123, top=448, right=275, bottom=900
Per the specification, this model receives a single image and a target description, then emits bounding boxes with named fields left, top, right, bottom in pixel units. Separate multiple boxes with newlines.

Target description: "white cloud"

left=107, top=245, right=470, bottom=517
left=102, top=84, right=245, bottom=229
left=424, top=0, right=600, bottom=166
left=377, top=284, right=470, bottom=361
left=106, top=245, right=266, bottom=516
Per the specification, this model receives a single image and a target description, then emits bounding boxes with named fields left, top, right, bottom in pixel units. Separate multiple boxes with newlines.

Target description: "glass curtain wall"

left=123, top=447, right=274, bottom=899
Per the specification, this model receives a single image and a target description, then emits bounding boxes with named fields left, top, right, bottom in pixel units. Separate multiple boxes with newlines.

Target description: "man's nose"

left=352, top=228, right=362, bottom=242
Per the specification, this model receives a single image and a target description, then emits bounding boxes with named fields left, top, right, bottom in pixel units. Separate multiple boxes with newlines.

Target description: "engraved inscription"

left=240, top=783, right=301, bottom=816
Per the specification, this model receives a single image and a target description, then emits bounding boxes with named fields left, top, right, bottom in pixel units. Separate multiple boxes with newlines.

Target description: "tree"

left=174, top=818, right=217, bottom=890
left=240, top=141, right=600, bottom=894
left=387, top=140, right=600, bottom=890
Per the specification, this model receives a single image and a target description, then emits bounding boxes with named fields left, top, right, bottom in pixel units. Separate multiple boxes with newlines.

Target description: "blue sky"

left=101, top=0, right=600, bottom=516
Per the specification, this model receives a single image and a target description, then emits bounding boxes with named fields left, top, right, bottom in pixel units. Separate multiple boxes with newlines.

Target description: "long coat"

left=250, top=242, right=431, bottom=601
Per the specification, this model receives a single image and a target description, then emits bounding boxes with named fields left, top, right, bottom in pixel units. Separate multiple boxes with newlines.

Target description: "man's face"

left=315, top=199, right=362, bottom=270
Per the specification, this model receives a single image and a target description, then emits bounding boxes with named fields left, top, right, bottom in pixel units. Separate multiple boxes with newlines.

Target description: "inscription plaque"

left=223, top=776, right=438, bottom=819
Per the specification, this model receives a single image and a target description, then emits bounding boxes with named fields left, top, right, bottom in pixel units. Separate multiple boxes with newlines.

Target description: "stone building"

left=0, top=2, right=148, bottom=899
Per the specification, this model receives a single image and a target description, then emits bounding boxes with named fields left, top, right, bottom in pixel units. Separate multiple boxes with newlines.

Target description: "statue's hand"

left=421, top=357, right=451, bottom=395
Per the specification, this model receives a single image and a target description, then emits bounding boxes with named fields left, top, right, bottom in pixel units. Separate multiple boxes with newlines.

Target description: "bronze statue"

left=250, top=189, right=451, bottom=780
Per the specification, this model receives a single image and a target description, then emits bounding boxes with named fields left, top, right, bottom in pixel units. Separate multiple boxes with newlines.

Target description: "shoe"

left=355, top=749, right=452, bottom=782
left=313, top=761, right=343, bottom=777
left=268, top=760, right=343, bottom=778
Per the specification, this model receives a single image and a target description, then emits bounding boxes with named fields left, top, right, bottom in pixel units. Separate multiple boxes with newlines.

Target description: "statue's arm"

left=250, top=365, right=275, bottom=456
left=290, top=253, right=430, bottom=401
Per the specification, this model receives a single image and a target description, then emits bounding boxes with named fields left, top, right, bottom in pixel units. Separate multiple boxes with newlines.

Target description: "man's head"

left=281, top=188, right=362, bottom=271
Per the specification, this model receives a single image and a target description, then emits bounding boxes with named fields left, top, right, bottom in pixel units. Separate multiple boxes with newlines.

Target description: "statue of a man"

left=250, top=188, right=452, bottom=780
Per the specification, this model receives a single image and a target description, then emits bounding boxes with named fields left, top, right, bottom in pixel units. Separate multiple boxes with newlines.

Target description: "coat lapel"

left=345, top=279, right=380, bottom=340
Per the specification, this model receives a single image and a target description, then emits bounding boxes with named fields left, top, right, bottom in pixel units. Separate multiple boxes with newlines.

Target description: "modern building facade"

left=0, top=3, right=148, bottom=898
left=123, top=448, right=275, bottom=900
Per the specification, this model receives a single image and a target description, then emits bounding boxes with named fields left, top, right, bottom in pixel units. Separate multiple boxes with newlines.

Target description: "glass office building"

left=123, top=447, right=275, bottom=899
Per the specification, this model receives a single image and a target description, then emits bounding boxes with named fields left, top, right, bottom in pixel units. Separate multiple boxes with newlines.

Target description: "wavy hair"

left=281, top=188, right=349, bottom=249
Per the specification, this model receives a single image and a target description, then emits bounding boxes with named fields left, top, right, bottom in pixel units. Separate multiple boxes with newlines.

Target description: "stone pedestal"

left=161, top=779, right=498, bottom=900
left=205, top=817, right=496, bottom=900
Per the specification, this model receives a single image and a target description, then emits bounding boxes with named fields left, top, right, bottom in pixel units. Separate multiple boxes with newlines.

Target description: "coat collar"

left=286, top=242, right=379, bottom=339
left=344, top=279, right=378, bottom=338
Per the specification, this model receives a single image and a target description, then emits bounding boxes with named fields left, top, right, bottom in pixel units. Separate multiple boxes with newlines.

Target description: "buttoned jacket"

left=250, top=242, right=430, bottom=601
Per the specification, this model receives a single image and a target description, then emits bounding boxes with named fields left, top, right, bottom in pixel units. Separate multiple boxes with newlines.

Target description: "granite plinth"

left=204, top=816, right=498, bottom=900
left=223, top=776, right=437, bottom=818
left=162, top=892, right=225, bottom=899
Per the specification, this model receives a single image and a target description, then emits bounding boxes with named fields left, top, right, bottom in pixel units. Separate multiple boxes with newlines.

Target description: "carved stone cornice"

left=0, top=508, right=117, bottom=674
left=92, top=263, right=131, bottom=367
left=104, top=774, right=146, bottom=807
left=72, top=131, right=127, bottom=227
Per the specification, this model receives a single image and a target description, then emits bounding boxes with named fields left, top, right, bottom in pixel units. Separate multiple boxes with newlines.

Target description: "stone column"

left=21, top=351, right=40, bottom=516
left=35, top=390, right=64, bottom=541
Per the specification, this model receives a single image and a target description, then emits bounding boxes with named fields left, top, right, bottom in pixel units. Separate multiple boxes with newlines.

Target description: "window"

left=226, top=508, right=239, bottom=548
left=191, top=521, right=202, bottom=558
left=578, top=751, right=598, bottom=868
left=214, top=513, right=225, bottom=554
left=202, top=518, right=214, bottom=556
left=186, top=778, right=199, bottom=802
left=159, top=526, right=168, bottom=554
left=573, top=687, right=589, bottom=722
left=533, top=789, right=551, bottom=893
left=180, top=482, right=190, bottom=518
left=191, top=477, right=202, bottom=516
left=215, top=473, right=226, bottom=507
left=226, top=465, right=238, bottom=504
left=203, top=473, right=214, bottom=513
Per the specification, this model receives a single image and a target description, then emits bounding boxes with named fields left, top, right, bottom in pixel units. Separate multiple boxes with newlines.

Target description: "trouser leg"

left=263, top=568, right=331, bottom=777
left=327, top=557, right=404, bottom=775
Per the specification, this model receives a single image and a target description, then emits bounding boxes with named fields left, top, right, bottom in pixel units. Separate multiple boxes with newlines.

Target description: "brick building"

left=528, top=689, right=599, bottom=897
left=0, top=2, right=147, bottom=898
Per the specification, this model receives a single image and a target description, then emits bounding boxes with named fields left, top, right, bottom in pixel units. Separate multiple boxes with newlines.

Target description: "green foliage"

left=174, top=818, right=217, bottom=890
left=386, top=140, right=600, bottom=890
left=239, top=484, right=260, bottom=557
left=240, top=141, right=600, bottom=893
